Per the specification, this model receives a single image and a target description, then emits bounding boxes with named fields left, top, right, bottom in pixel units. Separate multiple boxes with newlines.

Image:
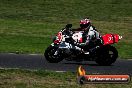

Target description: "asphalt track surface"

left=0, top=53, right=132, bottom=75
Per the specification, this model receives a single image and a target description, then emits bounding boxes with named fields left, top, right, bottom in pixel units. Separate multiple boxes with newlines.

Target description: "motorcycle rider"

left=73, top=18, right=102, bottom=52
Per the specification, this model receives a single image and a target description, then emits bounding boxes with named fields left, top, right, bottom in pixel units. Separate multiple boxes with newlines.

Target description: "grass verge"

left=0, top=0, right=131, bottom=58
left=0, top=69, right=131, bottom=88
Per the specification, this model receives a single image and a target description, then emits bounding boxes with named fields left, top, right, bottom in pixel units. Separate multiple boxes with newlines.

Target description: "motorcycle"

left=44, top=24, right=122, bottom=65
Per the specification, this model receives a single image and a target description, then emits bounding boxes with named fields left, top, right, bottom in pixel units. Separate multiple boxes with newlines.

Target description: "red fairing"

left=54, top=32, right=62, bottom=44
left=79, top=38, right=83, bottom=43
left=102, top=34, right=120, bottom=45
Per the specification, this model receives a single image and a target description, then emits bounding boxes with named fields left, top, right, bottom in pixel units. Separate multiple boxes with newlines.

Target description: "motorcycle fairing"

left=72, top=31, right=83, bottom=43
left=54, top=32, right=63, bottom=44
left=102, top=34, right=120, bottom=45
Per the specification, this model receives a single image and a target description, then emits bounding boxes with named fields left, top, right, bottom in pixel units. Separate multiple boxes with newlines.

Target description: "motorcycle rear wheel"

left=44, top=45, right=63, bottom=63
left=95, top=45, right=118, bottom=66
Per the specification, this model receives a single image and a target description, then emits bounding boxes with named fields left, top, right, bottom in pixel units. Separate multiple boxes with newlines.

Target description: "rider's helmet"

left=80, top=18, right=91, bottom=29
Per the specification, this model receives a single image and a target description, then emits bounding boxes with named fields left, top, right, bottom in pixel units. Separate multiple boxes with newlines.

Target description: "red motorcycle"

left=44, top=25, right=122, bottom=65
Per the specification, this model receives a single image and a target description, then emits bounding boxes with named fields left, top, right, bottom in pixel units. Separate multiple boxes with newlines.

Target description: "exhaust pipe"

left=119, top=35, right=122, bottom=40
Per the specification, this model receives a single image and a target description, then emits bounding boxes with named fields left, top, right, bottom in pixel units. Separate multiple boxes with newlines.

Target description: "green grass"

left=0, top=69, right=131, bottom=88
left=0, top=0, right=131, bottom=58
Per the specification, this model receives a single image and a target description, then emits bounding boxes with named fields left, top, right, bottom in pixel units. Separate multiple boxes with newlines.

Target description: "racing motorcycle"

left=44, top=24, right=122, bottom=65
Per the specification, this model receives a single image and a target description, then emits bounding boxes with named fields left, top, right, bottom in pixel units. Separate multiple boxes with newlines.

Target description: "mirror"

left=65, top=24, right=72, bottom=28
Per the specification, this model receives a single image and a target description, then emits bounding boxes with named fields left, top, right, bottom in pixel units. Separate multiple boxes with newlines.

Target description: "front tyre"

left=95, top=45, right=118, bottom=66
left=44, top=45, right=63, bottom=63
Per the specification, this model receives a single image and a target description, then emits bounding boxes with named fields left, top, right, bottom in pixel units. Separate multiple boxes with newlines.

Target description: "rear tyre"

left=95, top=45, right=118, bottom=66
left=44, top=45, right=63, bottom=63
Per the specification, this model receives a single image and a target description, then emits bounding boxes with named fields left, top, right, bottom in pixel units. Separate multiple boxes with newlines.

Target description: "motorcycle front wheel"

left=95, top=45, right=118, bottom=66
left=44, top=45, right=63, bottom=63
